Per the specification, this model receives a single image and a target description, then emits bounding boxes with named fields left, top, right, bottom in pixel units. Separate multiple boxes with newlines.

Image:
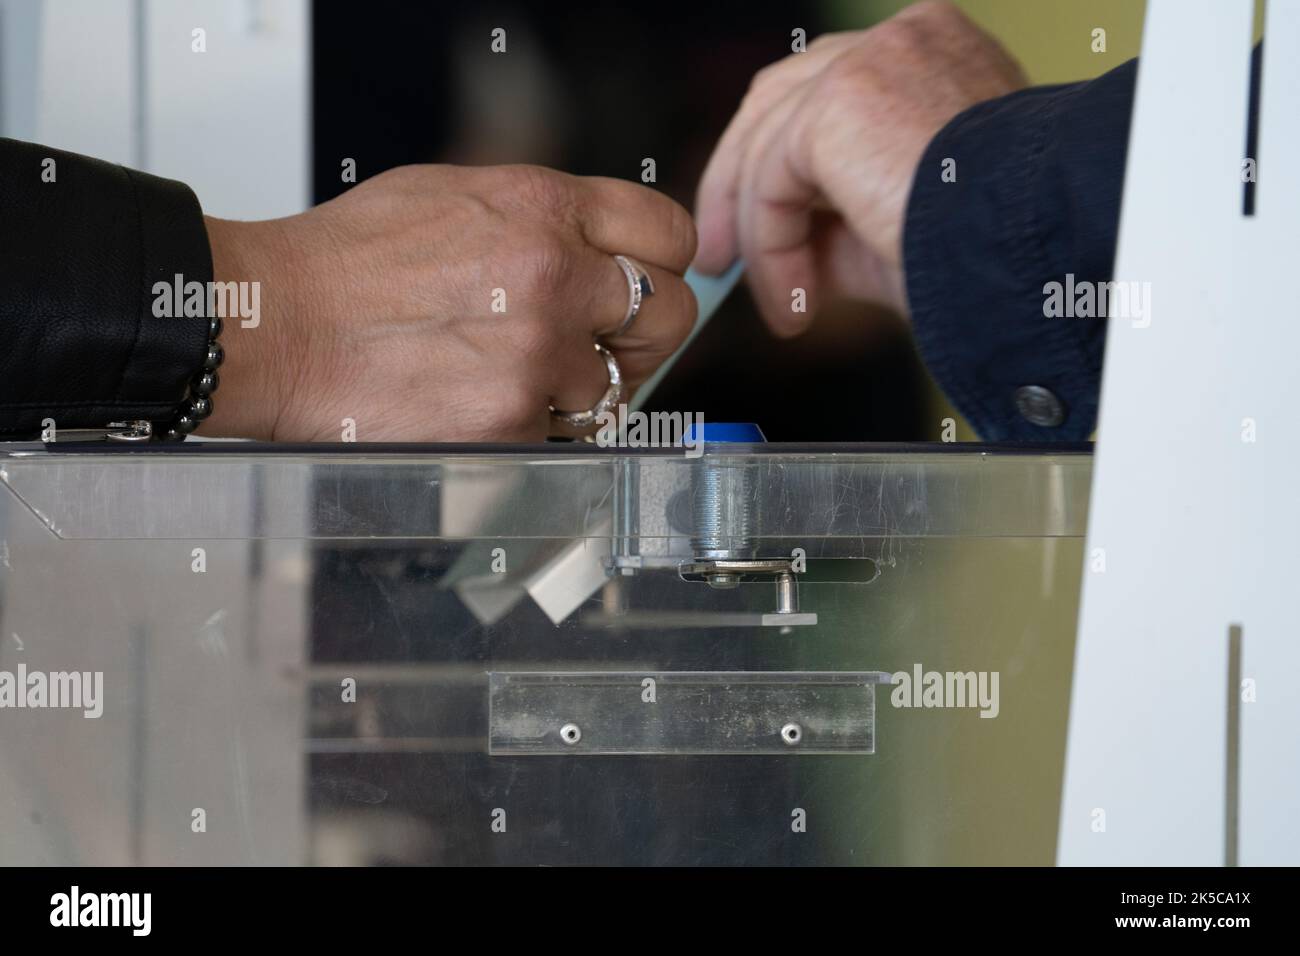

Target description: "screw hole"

left=781, top=722, right=802, bottom=745
left=560, top=722, right=582, bottom=745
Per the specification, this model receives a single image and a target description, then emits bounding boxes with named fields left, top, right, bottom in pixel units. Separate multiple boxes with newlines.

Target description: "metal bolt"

left=692, top=455, right=758, bottom=584
left=780, top=722, right=802, bottom=746
left=560, top=722, right=582, bottom=745
left=775, top=572, right=798, bottom=614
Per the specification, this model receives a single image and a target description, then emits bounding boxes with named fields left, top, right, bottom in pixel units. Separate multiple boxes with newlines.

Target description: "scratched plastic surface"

left=0, top=444, right=1089, bottom=864
left=489, top=671, right=891, bottom=755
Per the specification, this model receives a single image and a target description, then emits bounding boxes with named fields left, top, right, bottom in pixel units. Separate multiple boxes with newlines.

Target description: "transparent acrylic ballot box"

left=0, top=443, right=1090, bottom=865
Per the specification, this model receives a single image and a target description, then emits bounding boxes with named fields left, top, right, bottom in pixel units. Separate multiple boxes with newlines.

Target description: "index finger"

left=575, top=177, right=697, bottom=274
left=736, top=84, right=822, bottom=337
left=695, top=32, right=861, bottom=274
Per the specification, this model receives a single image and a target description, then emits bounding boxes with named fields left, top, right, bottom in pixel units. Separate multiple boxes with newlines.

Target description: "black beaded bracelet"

left=158, top=316, right=224, bottom=442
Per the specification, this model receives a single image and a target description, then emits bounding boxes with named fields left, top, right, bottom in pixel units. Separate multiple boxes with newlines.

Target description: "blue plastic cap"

left=682, top=422, right=767, bottom=444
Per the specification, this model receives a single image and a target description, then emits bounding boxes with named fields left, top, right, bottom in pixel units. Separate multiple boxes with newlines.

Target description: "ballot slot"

left=488, top=671, right=892, bottom=755
left=0, top=445, right=1094, bottom=540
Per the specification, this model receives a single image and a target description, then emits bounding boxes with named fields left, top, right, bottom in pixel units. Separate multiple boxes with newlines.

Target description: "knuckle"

left=748, top=62, right=780, bottom=93
left=873, top=14, right=929, bottom=51
left=507, top=164, right=578, bottom=218
left=515, top=229, right=577, bottom=299
left=817, top=62, right=871, bottom=104
left=744, top=60, right=795, bottom=106
left=370, top=163, right=429, bottom=192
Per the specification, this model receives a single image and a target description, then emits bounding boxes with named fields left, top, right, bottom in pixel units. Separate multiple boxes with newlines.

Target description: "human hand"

left=202, top=163, right=697, bottom=441
left=694, top=0, right=1026, bottom=334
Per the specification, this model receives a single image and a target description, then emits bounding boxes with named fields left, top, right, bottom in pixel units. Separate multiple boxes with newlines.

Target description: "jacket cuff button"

left=1014, top=385, right=1066, bottom=427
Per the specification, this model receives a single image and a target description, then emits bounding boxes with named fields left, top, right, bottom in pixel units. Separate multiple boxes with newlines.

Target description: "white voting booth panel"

left=13, top=0, right=309, bottom=220
left=1060, top=0, right=1300, bottom=865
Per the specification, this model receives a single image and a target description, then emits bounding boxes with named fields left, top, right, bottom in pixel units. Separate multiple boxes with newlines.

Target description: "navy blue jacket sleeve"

left=902, top=61, right=1139, bottom=441
left=904, top=45, right=1261, bottom=441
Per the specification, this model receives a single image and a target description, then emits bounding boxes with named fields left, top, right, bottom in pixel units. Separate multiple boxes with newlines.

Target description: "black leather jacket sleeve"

left=0, top=137, right=212, bottom=437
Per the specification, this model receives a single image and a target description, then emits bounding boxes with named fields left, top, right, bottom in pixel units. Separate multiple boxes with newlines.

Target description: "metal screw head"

left=560, top=722, right=582, bottom=745
left=780, top=722, right=802, bottom=746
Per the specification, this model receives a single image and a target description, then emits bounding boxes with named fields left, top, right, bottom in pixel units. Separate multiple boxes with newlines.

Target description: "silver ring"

left=549, top=343, right=625, bottom=430
left=605, top=255, right=655, bottom=338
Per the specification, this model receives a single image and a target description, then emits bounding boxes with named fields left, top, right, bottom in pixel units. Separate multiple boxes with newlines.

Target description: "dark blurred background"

left=313, top=0, right=930, bottom=441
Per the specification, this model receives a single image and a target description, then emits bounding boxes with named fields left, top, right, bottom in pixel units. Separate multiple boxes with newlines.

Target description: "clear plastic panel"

left=489, top=671, right=890, bottom=755
left=0, top=447, right=1089, bottom=540
left=0, top=444, right=1089, bottom=865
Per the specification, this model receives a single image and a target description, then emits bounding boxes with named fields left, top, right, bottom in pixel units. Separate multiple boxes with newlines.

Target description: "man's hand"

left=694, top=0, right=1026, bottom=335
left=203, top=164, right=697, bottom=441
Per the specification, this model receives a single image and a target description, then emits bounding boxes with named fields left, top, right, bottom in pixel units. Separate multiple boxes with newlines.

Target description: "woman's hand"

left=203, top=163, right=697, bottom=441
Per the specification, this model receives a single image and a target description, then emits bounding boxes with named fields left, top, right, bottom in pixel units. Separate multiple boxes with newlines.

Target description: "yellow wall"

left=833, top=0, right=1146, bottom=84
